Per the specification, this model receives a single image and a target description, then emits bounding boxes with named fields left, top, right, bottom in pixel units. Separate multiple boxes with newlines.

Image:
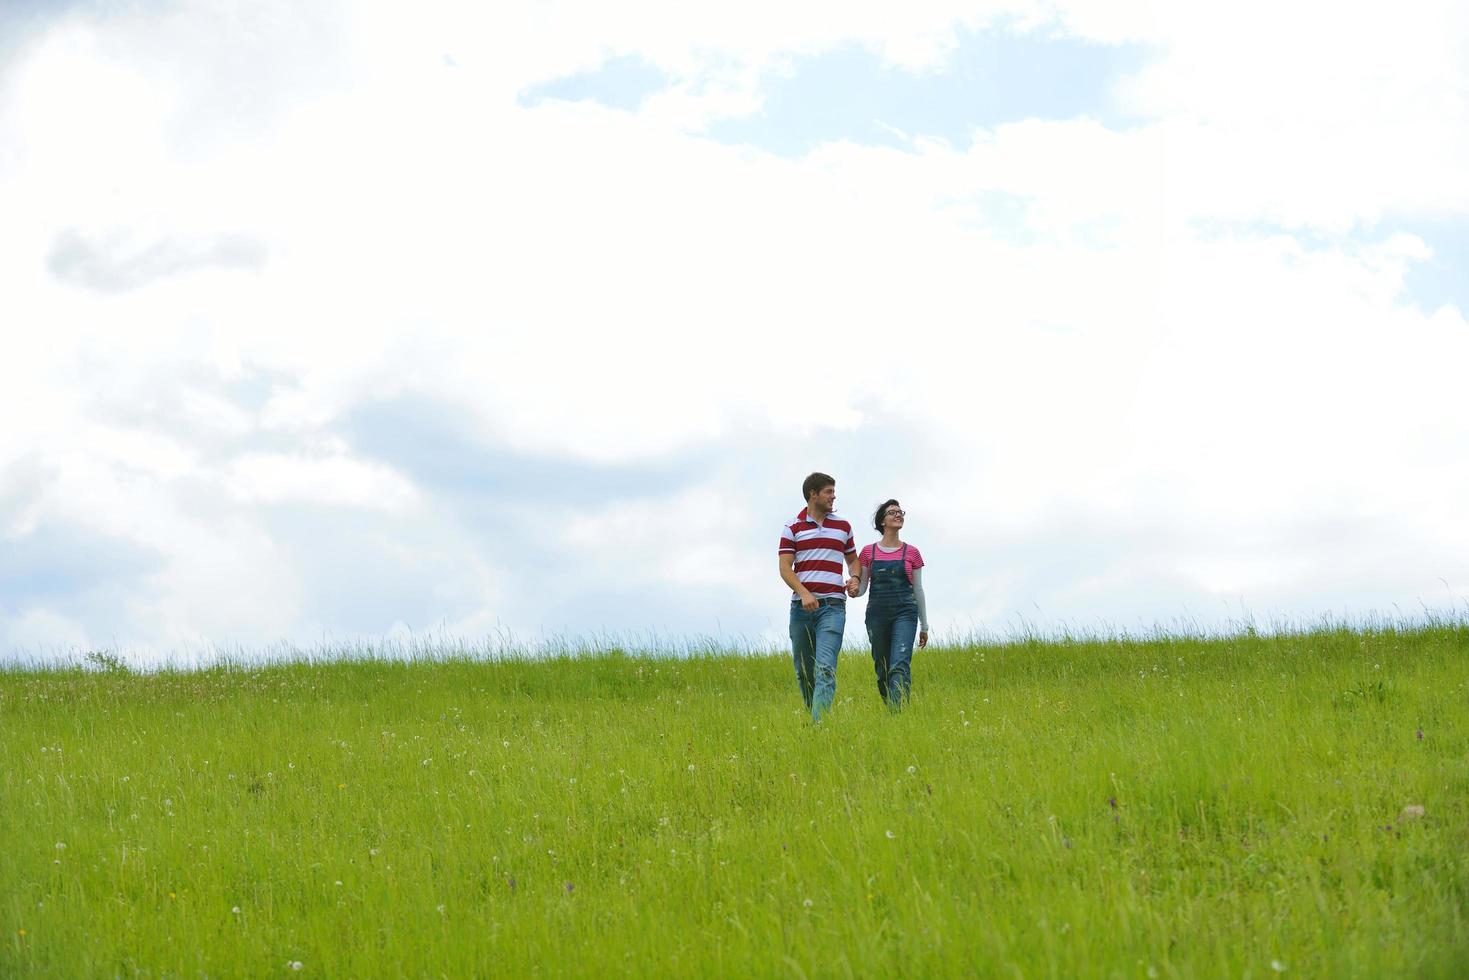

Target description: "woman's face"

left=883, top=503, right=905, bottom=533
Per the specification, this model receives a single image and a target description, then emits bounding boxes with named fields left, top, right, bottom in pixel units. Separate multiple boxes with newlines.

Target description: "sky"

left=2, top=0, right=1467, bottom=665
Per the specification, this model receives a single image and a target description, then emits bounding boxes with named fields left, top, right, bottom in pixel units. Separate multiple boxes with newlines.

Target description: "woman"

left=849, top=498, right=928, bottom=709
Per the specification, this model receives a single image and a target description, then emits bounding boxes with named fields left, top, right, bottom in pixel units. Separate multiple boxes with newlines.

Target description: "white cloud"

left=225, top=453, right=420, bottom=510
left=1120, top=1, right=1469, bottom=230
left=561, top=482, right=767, bottom=593
left=2, top=608, right=92, bottom=658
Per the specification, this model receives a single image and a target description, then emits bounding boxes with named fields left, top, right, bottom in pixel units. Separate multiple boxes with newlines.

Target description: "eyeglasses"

left=885, top=509, right=906, bottom=518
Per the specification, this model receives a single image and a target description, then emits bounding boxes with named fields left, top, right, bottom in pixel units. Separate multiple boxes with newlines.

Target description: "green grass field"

left=3, top=624, right=1467, bottom=977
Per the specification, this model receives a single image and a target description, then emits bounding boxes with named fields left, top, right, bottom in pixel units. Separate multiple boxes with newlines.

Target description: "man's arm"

left=780, top=554, right=818, bottom=611
left=844, top=551, right=860, bottom=596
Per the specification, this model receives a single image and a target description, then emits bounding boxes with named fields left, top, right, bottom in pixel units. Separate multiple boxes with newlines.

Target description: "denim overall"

left=865, top=544, right=917, bottom=709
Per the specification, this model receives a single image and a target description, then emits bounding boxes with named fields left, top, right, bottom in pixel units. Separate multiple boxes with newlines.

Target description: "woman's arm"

left=912, top=567, right=929, bottom=644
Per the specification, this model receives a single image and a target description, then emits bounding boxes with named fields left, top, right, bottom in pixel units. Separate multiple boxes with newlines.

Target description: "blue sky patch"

left=519, top=30, right=1150, bottom=154
left=520, top=55, right=670, bottom=113
left=1399, top=219, right=1469, bottom=314
left=706, top=30, right=1149, bottom=154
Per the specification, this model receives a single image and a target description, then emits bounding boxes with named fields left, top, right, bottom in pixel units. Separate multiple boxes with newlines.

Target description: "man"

left=778, top=472, right=860, bottom=722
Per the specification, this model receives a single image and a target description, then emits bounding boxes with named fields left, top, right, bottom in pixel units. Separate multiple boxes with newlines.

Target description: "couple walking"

left=777, top=472, right=930, bottom=721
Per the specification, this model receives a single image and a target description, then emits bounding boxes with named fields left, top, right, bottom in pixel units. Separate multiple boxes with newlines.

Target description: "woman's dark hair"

left=873, top=499, right=901, bottom=533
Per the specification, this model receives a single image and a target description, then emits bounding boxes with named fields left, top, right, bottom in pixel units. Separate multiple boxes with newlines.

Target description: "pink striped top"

left=858, top=542, right=924, bottom=584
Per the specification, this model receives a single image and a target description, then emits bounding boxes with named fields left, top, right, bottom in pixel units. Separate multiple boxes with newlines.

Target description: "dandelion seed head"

left=885, top=830, right=896, bottom=839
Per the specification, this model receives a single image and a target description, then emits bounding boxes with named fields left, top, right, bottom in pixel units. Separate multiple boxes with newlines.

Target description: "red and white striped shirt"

left=778, top=507, right=856, bottom=599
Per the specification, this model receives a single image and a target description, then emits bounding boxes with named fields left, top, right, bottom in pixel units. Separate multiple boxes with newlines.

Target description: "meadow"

left=2, top=623, right=1466, bottom=977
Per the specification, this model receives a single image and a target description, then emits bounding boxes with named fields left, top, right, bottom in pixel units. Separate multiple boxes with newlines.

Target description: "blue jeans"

left=790, top=599, right=846, bottom=721
left=866, top=604, right=917, bottom=710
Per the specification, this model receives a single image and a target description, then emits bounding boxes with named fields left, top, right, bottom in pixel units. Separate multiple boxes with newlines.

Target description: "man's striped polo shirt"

left=778, top=507, right=856, bottom=600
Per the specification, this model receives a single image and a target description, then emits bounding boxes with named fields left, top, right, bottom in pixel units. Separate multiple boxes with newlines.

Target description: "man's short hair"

left=802, top=472, right=835, bottom=503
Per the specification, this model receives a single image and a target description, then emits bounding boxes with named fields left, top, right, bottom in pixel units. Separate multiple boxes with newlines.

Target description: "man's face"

left=810, top=484, right=836, bottom=513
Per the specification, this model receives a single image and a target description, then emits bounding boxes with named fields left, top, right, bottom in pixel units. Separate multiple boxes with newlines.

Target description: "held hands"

left=845, top=577, right=860, bottom=598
